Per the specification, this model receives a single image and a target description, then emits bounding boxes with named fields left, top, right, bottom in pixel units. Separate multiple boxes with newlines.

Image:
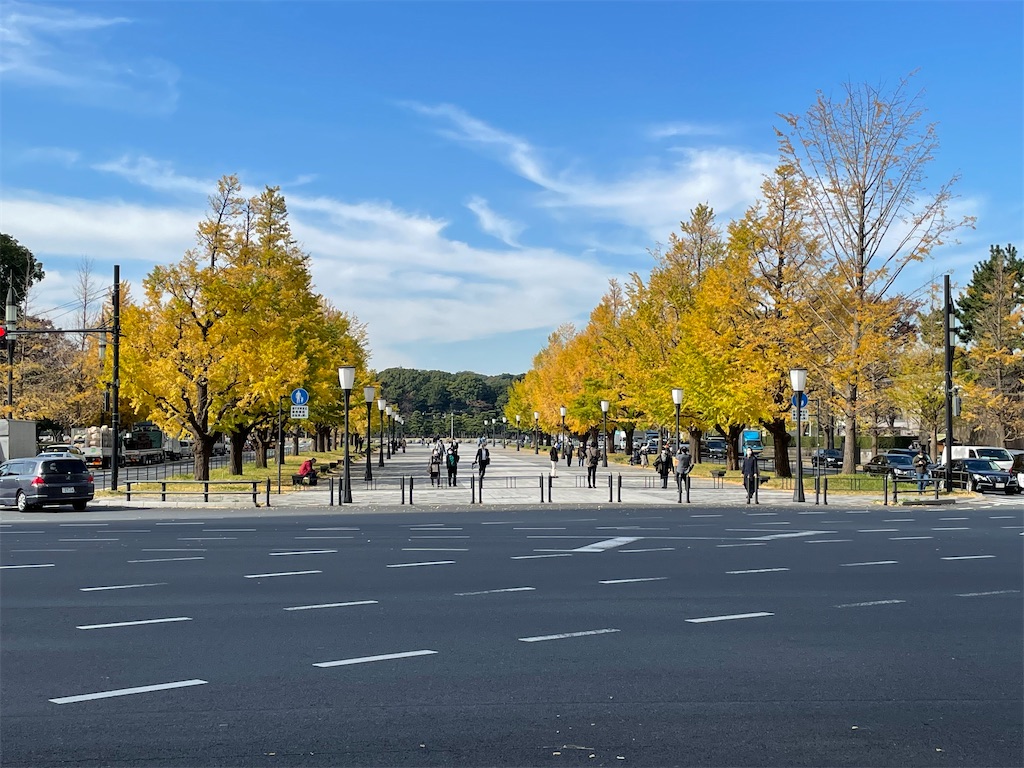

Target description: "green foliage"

left=0, top=233, right=45, bottom=307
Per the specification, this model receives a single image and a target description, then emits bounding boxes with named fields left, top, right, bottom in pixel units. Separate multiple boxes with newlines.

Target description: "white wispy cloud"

left=465, top=196, right=523, bottom=246
left=407, top=101, right=775, bottom=239
left=92, top=155, right=215, bottom=196
left=647, top=121, right=727, bottom=139
left=0, top=1, right=179, bottom=114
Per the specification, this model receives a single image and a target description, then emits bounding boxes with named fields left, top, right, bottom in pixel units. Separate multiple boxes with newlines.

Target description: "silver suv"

left=0, top=456, right=95, bottom=512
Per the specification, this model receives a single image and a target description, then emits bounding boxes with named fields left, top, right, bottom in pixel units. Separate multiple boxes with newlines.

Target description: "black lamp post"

left=600, top=399, right=610, bottom=467
left=515, top=414, right=521, bottom=451
left=560, top=405, right=567, bottom=455
left=790, top=368, right=807, bottom=503
left=363, top=386, right=375, bottom=481
left=338, top=366, right=355, bottom=503
left=501, top=416, right=507, bottom=448
left=671, top=388, right=683, bottom=455
left=5, top=280, right=16, bottom=417
left=533, top=411, right=540, bottom=454
left=943, top=274, right=955, bottom=492
left=377, top=397, right=386, bottom=467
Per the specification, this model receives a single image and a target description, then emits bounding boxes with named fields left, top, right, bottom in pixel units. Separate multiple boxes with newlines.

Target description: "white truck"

left=71, top=426, right=118, bottom=469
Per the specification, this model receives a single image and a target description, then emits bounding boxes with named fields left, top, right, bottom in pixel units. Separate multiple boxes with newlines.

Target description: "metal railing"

left=125, top=479, right=268, bottom=506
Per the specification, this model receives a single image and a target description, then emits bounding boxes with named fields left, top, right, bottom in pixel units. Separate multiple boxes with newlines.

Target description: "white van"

left=944, top=445, right=1014, bottom=471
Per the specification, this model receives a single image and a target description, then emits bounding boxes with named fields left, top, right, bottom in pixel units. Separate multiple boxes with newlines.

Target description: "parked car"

left=936, top=458, right=1020, bottom=494
left=703, top=438, right=727, bottom=460
left=863, top=453, right=916, bottom=479
left=811, top=448, right=843, bottom=468
left=943, top=445, right=1014, bottom=471
left=0, top=456, right=95, bottom=512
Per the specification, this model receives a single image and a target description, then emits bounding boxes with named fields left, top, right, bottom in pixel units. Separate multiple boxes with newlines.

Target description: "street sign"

left=290, top=388, right=309, bottom=406
left=290, top=405, right=309, bottom=420
left=791, top=393, right=808, bottom=408
left=791, top=408, right=809, bottom=421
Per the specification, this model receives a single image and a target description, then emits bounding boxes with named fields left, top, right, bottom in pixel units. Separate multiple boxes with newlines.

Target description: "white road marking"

left=80, top=583, right=166, bottom=592
left=685, top=612, right=773, bottom=624
left=941, top=555, right=995, bottom=561
left=314, top=650, right=437, bottom=667
left=269, top=549, right=338, bottom=556
left=939, top=518, right=968, bottom=521
left=59, top=523, right=108, bottom=527
left=386, top=561, right=454, bottom=568
left=990, top=516, right=1016, bottom=519
left=595, top=526, right=670, bottom=531
left=841, top=561, right=898, bottom=567
left=620, top=547, right=676, bottom=553
left=284, top=600, right=378, bottom=611
left=511, top=553, right=572, bottom=560
left=1, top=530, right=45, bottom=534
left=726, top=568, right=790, bottom=574
left=58, top=538, right=119, bottom=542
left=481, top=521, right=515, bottom=525
left=805, top=539, right=852, bottom=544
left=845, top=511, right=871, bottom=514
left=717, top=543, right=767, bottom=548
left=519, top=629, right=620, bottom=643
left=155, top=522, right=205, bottom=525
left=408, top=526, right=462, bottom=530
left=1002, top=525, right=1024, bottom=529
left=858, top=529, right=900, bottom=533
left=835, top=599, right=905, bottom=608
left=0, top=563, right=55, bottom=569
left=108, top=530, right=151, bottom=533
left=884, top=519, right=914, bottom=522
left=409, top=536, right=470, bottom=539
left=514, top=527, right=567, bottom=531
left=142, top=548, right=206, bottom=552
left=932, top=527, right=970, bottom=531
left=50, top=679, right=207, bottom=704
left=204, top=528, right=256, bottom=532
left=690, top=514, right=723, bottom=518
left=402, top=548, right=468, bottom=552
left=956, top=590, right=1020, bottom=597
left=571, top=537, right=641, bottom=553
left=599, top=577, right=667, bottom=584
left=295, top=536, right=353, bottom=540
left=745, top=531, right=833, bottom=541
left=745, top=512, right=777, bottom=517
left=77, top=617, right=192, bottom=630
left=243, top=570, right=321, bottom=578
left=129, top=556, right=204, bottom=563
left=307, top=527, right=359, bottom=531
left=797, top=511, right=828, bottom=514
left=11, top=549, right=76, bottom=552
left=455, top=587, right=536, bottom=596
left=890, top=536, right=934, bottom=541
left=178, top=537, right=236, bottom=541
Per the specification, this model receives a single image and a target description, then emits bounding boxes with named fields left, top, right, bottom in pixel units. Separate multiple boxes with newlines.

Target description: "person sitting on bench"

left=298, top=457, right=318, bottom=484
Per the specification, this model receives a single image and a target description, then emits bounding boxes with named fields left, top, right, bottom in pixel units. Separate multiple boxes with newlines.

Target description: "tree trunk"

left=764, top=418, right=792, bottom=478
left=842, top=383, right=859, bottom=474
left=689, top=429, right=703, bottom=464
left=228, top=430, right=250, bottom=475
left=253, top=428, right=270, bottom=469
left=724, top=425, right=743, bottom=470
left=192, top=435, right=214, bottom=481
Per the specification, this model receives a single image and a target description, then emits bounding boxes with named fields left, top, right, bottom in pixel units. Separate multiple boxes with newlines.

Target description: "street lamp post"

left=559, top=405, right=567, bottom=456
left=515, top=414, right=521, bottom=451
left=5, top=280, right=16, bottom=417
left=533, top=411, right=540, bottom=454
left=363, top=386, right=375, bottom=481
left=790, top=368, right=807, bottom=503
left=338, top=366, right=355, bottom=503
left=943, top=274, right=955, bottom=492
left=377, top=398, right=386, bottom=467
left=671, top=388, right=684, bottom=455
left=501, top=416, right=507, bottom=448
left=385, top=406, right=393, bottom=458
left=600, top=399, right=610, bottom=467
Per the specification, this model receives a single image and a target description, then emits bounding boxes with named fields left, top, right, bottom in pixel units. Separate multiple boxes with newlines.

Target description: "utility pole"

left=110, top=265, right=122, bottom=491
left=943, top=274, right=954, bottom=492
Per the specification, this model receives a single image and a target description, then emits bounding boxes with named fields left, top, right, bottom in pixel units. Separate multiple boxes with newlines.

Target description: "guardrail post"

left=617, top=474, right=622, bottom=503
left=883, top=473, right=888, bottom=506
left=539, top=475, right=545, bottom=503
left=126, top=481, right=131, bottom=502
left=754, top=474, right=760, bottom=505
left=934, top=478, right=939, bottom=500
left=329, top=477, right=334, bottom=507
left=251, top=482, right=257, bottom=506
left=204, top=482, right=209, bottom=504
left=547, top=474, right=552, bottom=503
left=401, top=476, right=406, bottom=505
left=893, top=476, right=899, bottom=505
left=479, top=476, right=484, bottom=504
left=814, top=475, right=820, bottom=505
left=608, top=473, right=613, bottom=503
left=409, top=476, right=414, bottom=505
left=265, top=478, right=271, bottom=507
left=685, top=474, right=690, bottom=503
left=676, top=473, right=682, bottom=504
left=823, top=477, right=828, bottom=505
left=161, top=482, right=167, bottom=503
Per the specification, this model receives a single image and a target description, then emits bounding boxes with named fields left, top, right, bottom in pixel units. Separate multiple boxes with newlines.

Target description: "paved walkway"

left=71, top=442, right=957, bottom=511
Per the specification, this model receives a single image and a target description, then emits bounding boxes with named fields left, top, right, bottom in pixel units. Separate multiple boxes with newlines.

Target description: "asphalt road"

left=2, top=503, right=1021, bottom=767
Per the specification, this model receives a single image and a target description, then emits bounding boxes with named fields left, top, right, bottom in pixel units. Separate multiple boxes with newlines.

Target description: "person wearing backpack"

left=549, top=445, right=559, bottom=477
left=446, top=443, right=460, bottom=486
left=474, top=442, right=491, bottom=480
left=585, top=441, right=601, bottom=488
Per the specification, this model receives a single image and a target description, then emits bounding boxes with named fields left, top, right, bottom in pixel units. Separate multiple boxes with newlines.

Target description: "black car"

left=863, top=453, right=916, bottom=479
left=0, top=456, right=95, bottom=512
left=938, top=458, right=1020, bottom=494
left=703, top=438, right=727, bottom=460
left=811, top=448, right=843, bottom=468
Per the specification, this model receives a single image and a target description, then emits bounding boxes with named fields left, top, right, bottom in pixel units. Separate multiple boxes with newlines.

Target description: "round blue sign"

left=290, top=388, right=309, bottom=406
left=791, top=393, right=808, bottom=408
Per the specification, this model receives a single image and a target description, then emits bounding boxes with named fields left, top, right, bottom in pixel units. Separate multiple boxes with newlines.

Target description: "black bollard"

left=401, top=476, right=405, bottom=505
left=540, top=475, right=545, bottom=503
left=409, top=476, right=414, bottom=505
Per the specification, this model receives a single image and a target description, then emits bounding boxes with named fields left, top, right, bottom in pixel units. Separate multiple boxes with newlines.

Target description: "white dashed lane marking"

left=285, top=600, right=378, bottom=611
left=512, top=554, right=572, bottom=560
left=620, top=547, right=676, bottom=553
left=841, top=561, right=898, bottom=567
left=80, top=583, right=166, bottom=592
left=726, top=568, right=789, bottom=575
left=386, top=561, right=454, bottom=568
left=835, top=599, right=905, bottom=608
left=519, top=629, right=620, bottom=643
left=686, top=612, right=773, bottom=624
left=129, top=557, right=204, bottom=563
left=941, top=555, right=995, bottom=561
left=314, top=650, right=437, bottom=667
left=0, top=563, right=55, bottom=569
left=890, top=536, right=933, bottom=541
left=269, top=550, right=338, bottom=556
left=50, top=679, right=207, bottom=704
left=243, top=570, right=321, bottom=578
left=455, top=587, right=535, bottom=596
left=957, top=590, right=1019, bottom=597
left=599, top=577, right=668, bottom=584
left=77, top=617, right=192, bottom=630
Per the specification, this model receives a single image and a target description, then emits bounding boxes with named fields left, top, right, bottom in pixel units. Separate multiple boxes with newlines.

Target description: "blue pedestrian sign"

left=791, top=392, right=808, bottom=408
left=290, top=388, right=309, bottom=406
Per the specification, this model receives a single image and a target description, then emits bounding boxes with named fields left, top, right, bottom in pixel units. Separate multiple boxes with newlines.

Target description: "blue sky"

left=2, top=1, right=1021, bottom=376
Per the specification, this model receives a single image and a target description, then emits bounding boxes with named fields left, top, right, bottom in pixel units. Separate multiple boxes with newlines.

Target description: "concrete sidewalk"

left=80, top=441, right=897, bottom=510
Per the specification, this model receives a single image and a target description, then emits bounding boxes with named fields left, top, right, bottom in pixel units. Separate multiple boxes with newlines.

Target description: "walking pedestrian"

left=653, top=447, right=673, bottom=489
left=578, top=444, right=585, bottom=467
left=913, top=447, right=930, bottom=492
left=676, top=445, right=692, bottom=491
left=742, top=447, right=759, bottom=503
left=586, top=441, right=601, bottom=488
left=565, top=442, right=574, bottom=467
left=474, top=441, right=491, bottom=480
left=549, top=445, right=559, bottom=477
left=428, top=445, right=442, bottom=486
left=446, top=443, right=460, bottom=486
